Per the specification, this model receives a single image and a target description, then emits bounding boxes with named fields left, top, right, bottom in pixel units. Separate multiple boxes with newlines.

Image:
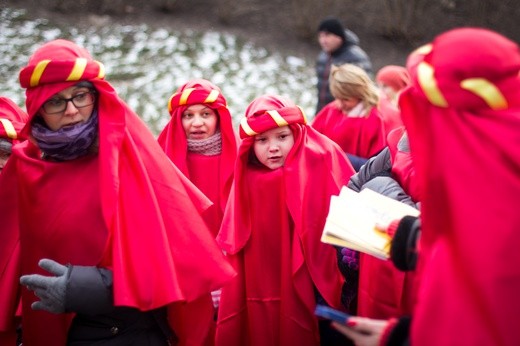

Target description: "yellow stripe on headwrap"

left=266, top=110, right=289, bottom=127
left=204, top=90, right=219, bottom=104
left=30, top=59, right=51, bottom=87
left=460, top=78, right=508, bottom=110
left=417, top=62, right=448, bottom=108
left=240, top=117, right=257, bottom=136
left=167, top=93, right=176, bottom=113
left=66, top=58, right=88, bottom=82
left=0, top=118, right=17, bottom=139
left=179, top=88, right=195, bottom=106
left=95, top=60, right=105, bottom=79
left=413, top=43, right=433, bottom=56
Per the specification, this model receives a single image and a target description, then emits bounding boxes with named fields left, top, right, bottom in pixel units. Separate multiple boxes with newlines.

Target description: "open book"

left=321, top=186, right=420, bottom=260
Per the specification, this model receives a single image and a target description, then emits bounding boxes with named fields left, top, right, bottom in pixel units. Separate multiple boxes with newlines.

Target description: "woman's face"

left=253, top=125, right=294, bottom=170
left=181, top=104, right=218, bottom=140
left=39, top=85, right=96, bottom=131
left=335, top=97, right=361, bottom=114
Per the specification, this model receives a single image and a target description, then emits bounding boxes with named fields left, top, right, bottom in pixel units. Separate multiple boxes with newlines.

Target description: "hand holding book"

left=321, top=187, right=420, bottom=259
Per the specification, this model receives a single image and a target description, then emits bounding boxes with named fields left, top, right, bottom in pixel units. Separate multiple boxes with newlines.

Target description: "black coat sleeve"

left=347, top=147, right=392, bottom=192
left=65, top=266, right=114, bottom=316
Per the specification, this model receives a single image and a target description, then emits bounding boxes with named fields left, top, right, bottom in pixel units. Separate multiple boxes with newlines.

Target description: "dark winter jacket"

left=66, top=266, right=174, bottom=345
left=315, top=29, right=373, bottom=114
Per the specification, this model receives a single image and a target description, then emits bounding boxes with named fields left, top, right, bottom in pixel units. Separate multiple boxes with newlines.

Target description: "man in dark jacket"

left=315, top=17, right=373, bottom=114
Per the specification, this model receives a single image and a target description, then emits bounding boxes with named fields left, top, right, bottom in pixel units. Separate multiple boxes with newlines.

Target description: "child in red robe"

left=158, top=78, right=238, bottom=325
left=215, top=94, right=356, bottom=346
left=158, top=78, right=238, bottom=238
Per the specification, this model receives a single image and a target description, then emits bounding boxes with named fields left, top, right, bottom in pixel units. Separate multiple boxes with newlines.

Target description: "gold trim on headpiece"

left=30, top=60, right=51, bottom=87
left=204, top=90, right=219, bottom=104
left=266, top=110, right=289, bottom=127
left=0, top=118, right=17, bottom=139
left=179, top=88, right=195, bottom=106
left=417, top=62, right=448, bottom=107
left=95, top=61, right=105, bottom=79
left=413, top=43, right=433, bottom=56
left=66, top=58, right=88, bottom=82
left=460, top=78, right=508, bottom=110
left=240, top=117, right=257, bottom=136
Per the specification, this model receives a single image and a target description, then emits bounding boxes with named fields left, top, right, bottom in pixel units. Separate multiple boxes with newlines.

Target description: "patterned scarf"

left=186, top=131, right=222, bottom=156
left=31, top=110, right=99, bottom=161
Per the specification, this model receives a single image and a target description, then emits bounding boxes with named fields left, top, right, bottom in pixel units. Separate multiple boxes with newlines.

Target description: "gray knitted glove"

left=20, top=258, right=70, bottom=314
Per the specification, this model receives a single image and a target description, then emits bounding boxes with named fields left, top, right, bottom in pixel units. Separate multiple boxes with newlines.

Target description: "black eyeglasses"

left=42, top=90, right=97, bottom=115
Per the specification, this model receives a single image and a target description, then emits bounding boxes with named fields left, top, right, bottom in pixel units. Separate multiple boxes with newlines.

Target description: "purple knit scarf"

left=31, top=110, right=99, bottom=161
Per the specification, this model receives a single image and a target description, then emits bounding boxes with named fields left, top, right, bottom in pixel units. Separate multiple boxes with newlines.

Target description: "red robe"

left=0, top=39, right=235, bottom=346
left=157, top=79, right=238, bottom=237
left=400, top=28, right=520, bottom=345
left=312, top=102, right=386, bottom=159
left=357, top=127, right=419, bottom=319
left=216, top=95, right=355, bottom=345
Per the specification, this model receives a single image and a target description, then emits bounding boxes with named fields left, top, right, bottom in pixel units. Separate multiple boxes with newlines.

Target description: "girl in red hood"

left=215, top=94, right=356, bottom=346
left=158, top=78, right=238, bottom=333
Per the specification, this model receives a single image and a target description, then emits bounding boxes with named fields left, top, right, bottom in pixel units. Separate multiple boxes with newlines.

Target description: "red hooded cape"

left=399, top=28, right=520, bottom=345
left=312, top=103, right=386, bottom=159
left=0, top=39, right=235, bottom=346
left=357, top=126, right=419, bottom=319
left=215, top=95, right=355, bottom=345
left=157, top=79, right=237, bottom=237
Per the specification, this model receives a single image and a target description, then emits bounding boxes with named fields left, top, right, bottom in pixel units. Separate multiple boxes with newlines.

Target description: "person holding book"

left=215, top=94, right=356, bottom=346
left=312, top=63, right=386, bottom=171
left=0, top=39, right=235, bottom=346
left=337, top=126, right=420, bottom=323
left=330, top=27, right=520, bottom=345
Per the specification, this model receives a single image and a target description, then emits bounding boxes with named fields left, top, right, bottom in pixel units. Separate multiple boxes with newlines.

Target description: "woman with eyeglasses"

left=0, top=39, right=235, bottom=346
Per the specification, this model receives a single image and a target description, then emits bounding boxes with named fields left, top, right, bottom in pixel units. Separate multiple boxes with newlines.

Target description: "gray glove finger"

left=20, top=274, right=52, bottom=289
left=39, top=258, right=68, bottom=276
left=31, top=300, right=62, bottom=314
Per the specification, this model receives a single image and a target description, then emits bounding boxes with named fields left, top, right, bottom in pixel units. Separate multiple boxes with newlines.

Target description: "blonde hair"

left=329, top=64, right=379, bottom=109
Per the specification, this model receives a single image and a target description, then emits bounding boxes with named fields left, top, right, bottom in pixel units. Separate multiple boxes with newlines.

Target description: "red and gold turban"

left=238, top=95, right=307, bottom=139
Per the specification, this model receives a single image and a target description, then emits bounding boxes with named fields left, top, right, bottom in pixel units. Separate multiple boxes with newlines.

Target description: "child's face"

left=253, top=125, right=294, bottom=170
left=181, top=104, right=218, bottom=140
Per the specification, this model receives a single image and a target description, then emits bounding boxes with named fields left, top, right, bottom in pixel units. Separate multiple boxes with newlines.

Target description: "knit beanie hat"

left=318, top=17, right=347, bottom=42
